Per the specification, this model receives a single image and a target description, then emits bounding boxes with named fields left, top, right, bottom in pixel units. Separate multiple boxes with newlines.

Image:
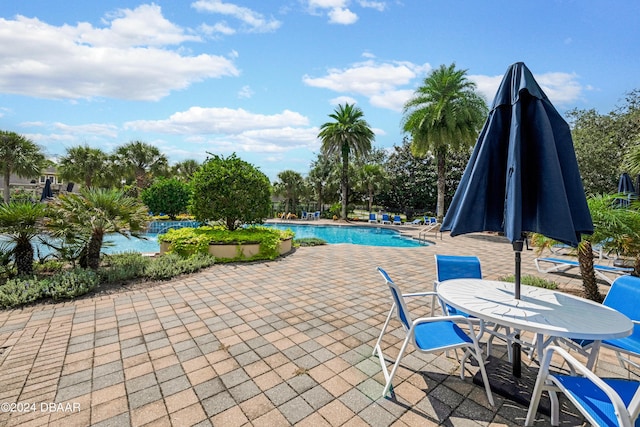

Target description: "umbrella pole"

left=512, top=240, right=524, bottom=377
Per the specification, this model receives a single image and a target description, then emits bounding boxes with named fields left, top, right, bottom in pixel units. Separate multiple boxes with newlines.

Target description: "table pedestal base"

left=472, top=357, right=582, bottom=422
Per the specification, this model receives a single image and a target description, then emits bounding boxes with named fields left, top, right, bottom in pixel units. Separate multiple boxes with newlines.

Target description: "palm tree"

left=114, top=141, right=169, bottom=189
left=45, top=188, right=149, bottom=270
left=402, top=64, right=488, bottom=220
left=171, top=159, right=201, bottom=182
left=0, top=131, right=46, bottom=203
left=274, top=170, right=304, bottom=215
left=357, top=163, right=386, bottom=212
left=57, top=145, right=108, bottom=189
left=307, top=154, right=335, bottom=212
left=0, top=202, right=46, bottom=276
left=318, top=104, right=375, bottom=220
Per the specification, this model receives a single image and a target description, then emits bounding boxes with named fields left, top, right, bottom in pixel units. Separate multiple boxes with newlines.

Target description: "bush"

left=0, top=277, right=46, bottom=308
left=499, top=274, right=559, bottom=289
left=144, top=253, right=215, bottom=280
left=295, top=237, right=327, bottom=246
left=100, top=252, right=151, bottom=283
left=141, top=178, right=191, bottom=220
left=46, top=268, right=100, bottom=300
left=189, top=153, right=271, bottom=230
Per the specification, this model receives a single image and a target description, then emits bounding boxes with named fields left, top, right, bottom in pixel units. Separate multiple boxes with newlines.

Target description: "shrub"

left=294, top=237, right=327, bottom=247
left=141, top=178, right=191, bottom=220
left=499, top=274, right=559, bottom=289
left=100, top=252, right=151, bottom=283
left=189, top=153, right=271, bottom=230
left=45, top=268, right=100, bottom=300
left=0, top=277, right=46, bottom=308
left=144, top=253, right=215, bottom=280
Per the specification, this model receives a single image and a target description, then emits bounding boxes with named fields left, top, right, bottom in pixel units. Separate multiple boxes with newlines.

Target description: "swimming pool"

left=263, top=223, right=424, bottom=248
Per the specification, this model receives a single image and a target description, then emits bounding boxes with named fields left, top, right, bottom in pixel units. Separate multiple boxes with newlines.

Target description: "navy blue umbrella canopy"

left=40, top=178, right=53, bottom=202
left=618, top=173, right=636, bottom=194
left=441, top=62, right=593, bottom=248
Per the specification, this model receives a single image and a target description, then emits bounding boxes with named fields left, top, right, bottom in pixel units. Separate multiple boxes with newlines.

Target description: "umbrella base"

left=472, top=357, right=582, bottom=421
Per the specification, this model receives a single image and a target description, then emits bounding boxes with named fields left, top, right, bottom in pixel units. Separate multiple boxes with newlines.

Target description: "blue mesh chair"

left=526, top=345, right=640, bottom=426
left=372, top=267, right=494, bottom=405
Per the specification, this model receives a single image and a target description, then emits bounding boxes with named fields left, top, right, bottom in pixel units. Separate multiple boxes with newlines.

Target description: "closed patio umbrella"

left=440, top=62, right=593, bottom=375
left=40, top=178, right=53, bottom=202
left=618, top=173, right=636, bottom=195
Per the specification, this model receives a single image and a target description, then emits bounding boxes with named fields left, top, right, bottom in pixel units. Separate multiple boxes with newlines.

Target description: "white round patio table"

left=437, top=279, right=633, bottom=367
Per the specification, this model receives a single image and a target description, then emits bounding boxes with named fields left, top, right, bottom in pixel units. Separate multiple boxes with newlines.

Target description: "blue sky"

left=1, top=1, right=639, bottom=181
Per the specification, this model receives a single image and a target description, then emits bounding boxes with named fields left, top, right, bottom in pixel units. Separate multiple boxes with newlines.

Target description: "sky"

left=1, top=1, right=639, bottom=182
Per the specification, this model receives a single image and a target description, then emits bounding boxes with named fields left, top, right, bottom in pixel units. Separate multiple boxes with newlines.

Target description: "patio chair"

left=381, top=213, right=391, bottom=224
left=368, top=213, right=377, bottom=223
left=301, top=211, right=309, bottom=220
left=525, top=345, right=640, bottom=427
left=409, top=218, right=422, bottom=225
left=535, top=257, right=633, bottom=285
left=433, top=254, right=526, bottom=361
left=393, top=215, right=402, bottom=225
left=373, top=267, right=494, bottom=405
left=561, top=275, right=640, bottom=371
left=313, top=211, right=320, bottom=220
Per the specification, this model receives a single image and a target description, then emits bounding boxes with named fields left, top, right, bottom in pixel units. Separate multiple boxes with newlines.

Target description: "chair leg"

left=373, top=305, right=395, bottom=356
left=382, top=335, right=412, bottom=397
left=470, top=343, right=494, bottom=406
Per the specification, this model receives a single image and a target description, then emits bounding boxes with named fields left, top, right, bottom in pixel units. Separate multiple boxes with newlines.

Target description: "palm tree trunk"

left=15, top=241, right=34, bottom=276
left=3, top=168, right=11, bottom=204
left=436, top=151, right=446, bottom=221
left=87, top=232, right=104, bottom=270
left=578, top=241, right=603, bottom=302
left=341, top=154, right=349, bottom=220
left=368, top=185, right=374, bottom=212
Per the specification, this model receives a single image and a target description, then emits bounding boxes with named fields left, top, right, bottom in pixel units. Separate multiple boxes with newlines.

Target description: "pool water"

left=263, top=223, right=423, bottom=248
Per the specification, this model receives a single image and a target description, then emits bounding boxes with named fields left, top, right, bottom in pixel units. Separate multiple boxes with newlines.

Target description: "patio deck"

left=0, top=223, right=635, bottom=426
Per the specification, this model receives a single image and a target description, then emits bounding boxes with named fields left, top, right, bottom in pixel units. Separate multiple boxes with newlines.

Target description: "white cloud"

left=330, top=96, right=358, bottom=106
left=191, top=0, right=281, bottom=33
left=307, top=0, right=359, bottom=25
left=52, top=122, right=119, bottom=138
left=238, top=85, right=254, bottom=99
left=0, top=6, right=238, bottom=101
left=124, top=107, right=310, bottom=135
left=303, top=59, right=431, bottom=109
left=199, top=22, right=236, bottom=35
left=358, top=1, right=387, bottom=11
left=328, top=8, right=358, bottom=24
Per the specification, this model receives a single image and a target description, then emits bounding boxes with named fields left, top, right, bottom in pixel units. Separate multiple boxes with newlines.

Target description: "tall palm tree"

left=274, top=170, right=304, bottom=215
left=114, top=141, right=169, bottom=189
left=171, top=159, right=201, bottom=182
left=402, top=64, right=488, bottom=220
left=0, top=131, right=46, bottom=203
left=57, top=145, right=108, bottom=189
left=45, top=188, right=149, bottom=270
left=318, top=104, right=375, bottom=220
left=0, top=202, right=46, bottom=276
left=357, top=163, right=387, bottom=212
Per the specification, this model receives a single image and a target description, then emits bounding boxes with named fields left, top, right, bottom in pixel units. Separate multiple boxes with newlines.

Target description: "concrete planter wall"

left=159, top=237, right=292, bottom=260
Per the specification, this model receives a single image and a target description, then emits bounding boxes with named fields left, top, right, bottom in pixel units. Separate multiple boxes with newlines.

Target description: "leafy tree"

left=571, top=89, right=640, bottom=195
left=141, top=178, right=191, bottom=219
left=356, top=163, right=387, bottom=212
left=57, top=145, right=108, bottom=189
left=307, top=154, right=335, bottom=212
left=45, top=188, right=149, bottom=270
left=402, top=63, right=487, bottom=220
left=273, top=170, right=304, bottom=215
left=0, top=202, right=46, bottom=276
left=113, top=141, right=169, bottom=189
left=0, top=131, right=46, bottom=203
left=171, top=159, right=201, bottom=182
left=318, top=104, right=375, bottom=220
left=189, top=153, right=271, bottom=231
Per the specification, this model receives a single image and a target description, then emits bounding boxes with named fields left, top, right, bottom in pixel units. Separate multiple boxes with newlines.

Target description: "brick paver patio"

left=0, top=222, right=635, bottom=426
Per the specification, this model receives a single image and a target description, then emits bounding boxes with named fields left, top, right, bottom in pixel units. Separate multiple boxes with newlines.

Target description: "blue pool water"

left=4, top=234, right=162, bottom=257
left=264, top=223, right=423, bottom=247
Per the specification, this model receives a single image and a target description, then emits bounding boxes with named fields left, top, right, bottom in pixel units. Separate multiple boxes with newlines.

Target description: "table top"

left=437, top=279, right=633, bottom=340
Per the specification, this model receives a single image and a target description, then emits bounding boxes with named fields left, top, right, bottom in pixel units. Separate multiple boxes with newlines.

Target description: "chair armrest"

left=402, top=291, right=438, bottom=298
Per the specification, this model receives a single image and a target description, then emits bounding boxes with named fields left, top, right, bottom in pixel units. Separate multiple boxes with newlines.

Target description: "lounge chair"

left=409, top=218, right=422, bottom=225
left=525, top=345, right=640, bottom=427
left=392, top=215, right=402, bottom=225
left=380, top=214, right=391, bottom=224
left=301, top=211, right=309, bottom=220
left=559, top=275, right=640, bottom=372
left=313, top=211, right=320, bottom=220
left=534, top=257, right=633, bottom=285
left=368, top=213, right=377, bottom=223
left=373, top=267, right=494, bottom=405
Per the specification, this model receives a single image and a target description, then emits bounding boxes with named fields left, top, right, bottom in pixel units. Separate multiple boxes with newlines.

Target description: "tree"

left=114, top=141, right=169, bottom=189
left=171, top=159, right=201, bottom=182
left=0, top=131, right=46, bottom=203
left=318, top=104, right=375, bottom=220
left=0, top=202, right=46, bottom=276
left=57, top=145, right=108, bottom=189
left=45, top=188, right=149, bottom=270
left=273, top=170, right=304, bottom=215
left=141, top=178, right=191, bottom=219
left=307, top=153, right=337, bottom=212
left=189, top=153, right=271, bottom=231
left=402, top=64, right=487, bottom=220
left=356, top=163, right=386, bottom=212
